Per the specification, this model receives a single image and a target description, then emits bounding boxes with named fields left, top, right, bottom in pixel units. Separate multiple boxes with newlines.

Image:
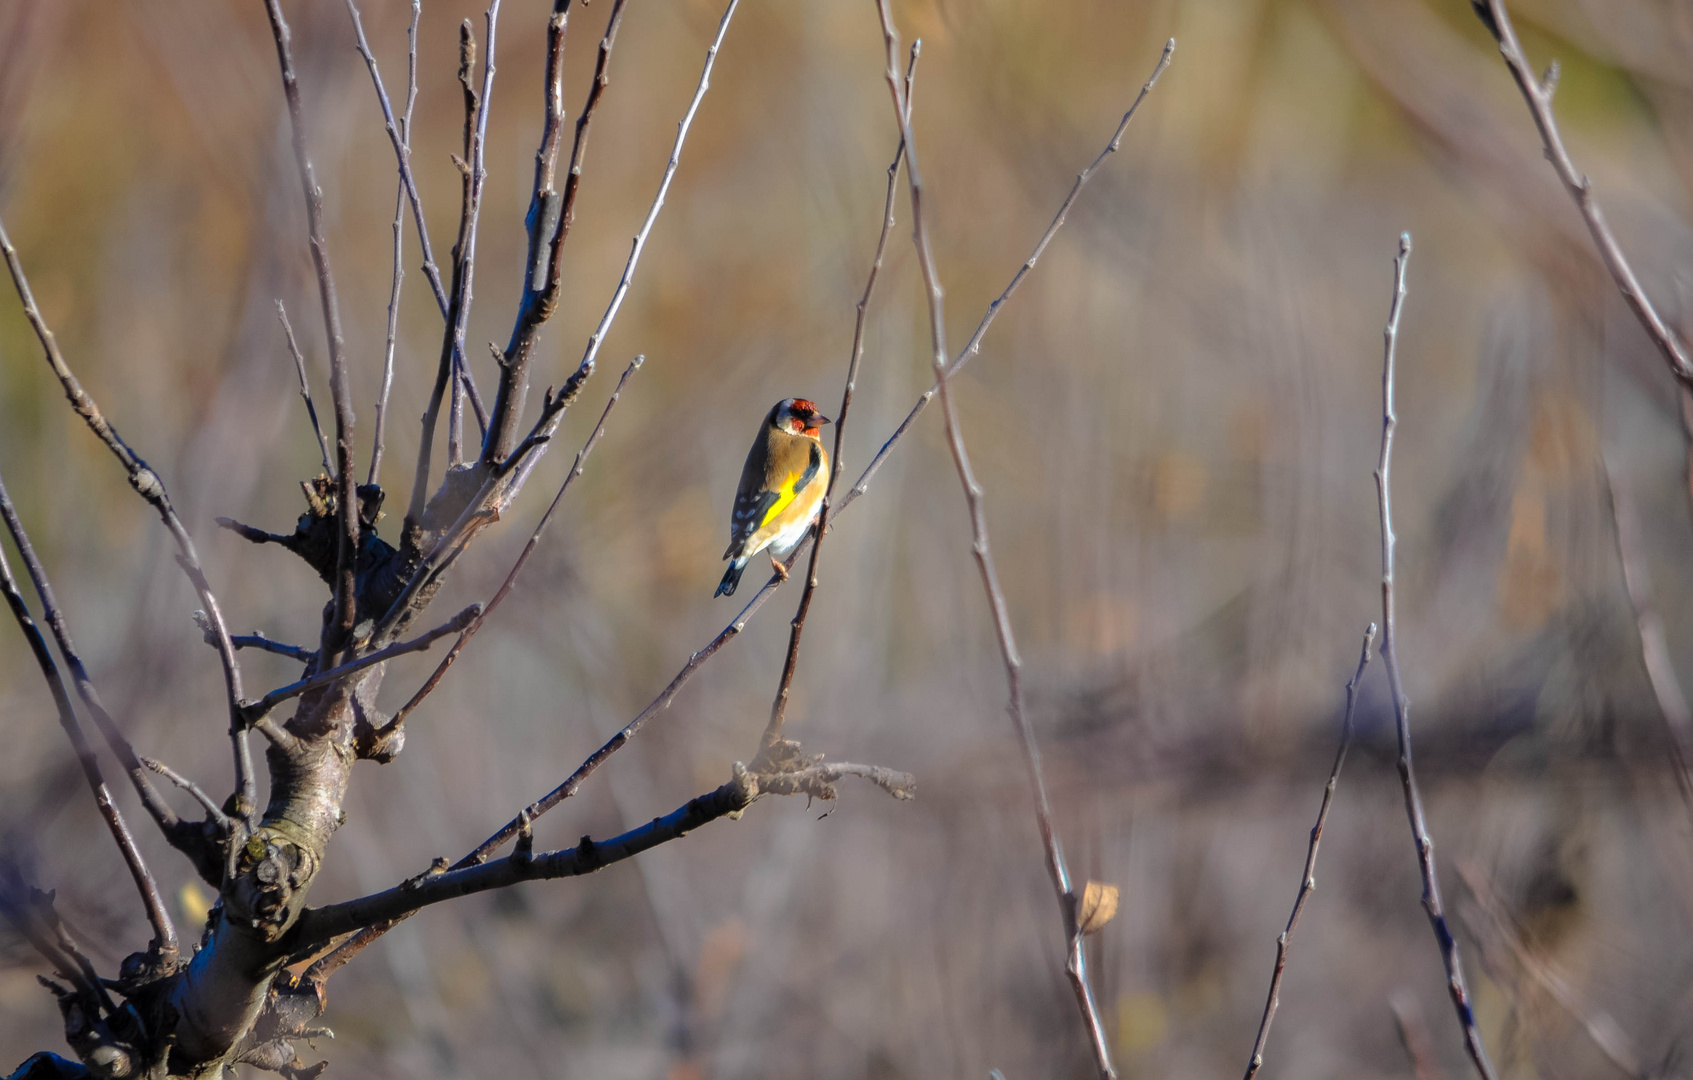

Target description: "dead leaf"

left=1078, top=880, right=1119, bottom=935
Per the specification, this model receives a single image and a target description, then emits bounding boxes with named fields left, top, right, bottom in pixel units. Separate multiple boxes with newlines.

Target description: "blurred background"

left=3, top=0, right=1693, bottom=1076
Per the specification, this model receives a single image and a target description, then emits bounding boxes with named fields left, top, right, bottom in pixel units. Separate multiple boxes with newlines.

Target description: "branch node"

left=401, top=858, right=450, bottom=892
left=514, top=810, right=534, bottom=866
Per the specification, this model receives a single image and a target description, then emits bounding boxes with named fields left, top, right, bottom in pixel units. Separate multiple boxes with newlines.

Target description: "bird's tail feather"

left=716, top=558, right=747, bottom=598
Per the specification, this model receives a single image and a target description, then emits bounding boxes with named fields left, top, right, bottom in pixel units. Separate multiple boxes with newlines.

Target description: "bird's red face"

left=775, top=398, right=831, bottom=438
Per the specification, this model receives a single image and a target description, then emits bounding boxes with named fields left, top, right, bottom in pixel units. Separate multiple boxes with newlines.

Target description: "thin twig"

left=1477, top=0, right=1693, bottom=388
left=229, top=632, right=316, bottom=664
left=277, top=300, right=335, bottom=478
left=1457, top=861, right=1645, bottom=1078
left=344, top=0, right=447, bottom=315
left=1391, top=992, right=1449, bottom=1080
left=142, top=758, right=233, bottom=834
left=1374, top=232, right=1498, bottom=1080
left=241, top=603, right=480, bottom=727
left=1241, top=623, right=1376, bottom=1080
left=1598, top=455, right=1693, bottom=819
left=0, top=213, right=253, bottom=822
left=410, top=21, right=481, bottom=526
left=0, top=864, right=110, bottom=1013
left=380, top=357, right=642, bottom=737
left=872, top=1, right=1114, bottom=1074
left=374, top=181, right=406, bottom=486
left=450, top=0, right=501, bottom=465
left=483, top=0, right=629, bottom=465
left=0, top=476, right=178, bottom=966
left=343, top=0, right=426, bottom=487
left=262, top=0, right=361, bottom=662
left=758, top=40, right=920, bottom=754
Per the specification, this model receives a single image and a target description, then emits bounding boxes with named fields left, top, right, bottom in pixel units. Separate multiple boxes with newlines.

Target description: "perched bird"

left=717, top=398, right=831, bottom=597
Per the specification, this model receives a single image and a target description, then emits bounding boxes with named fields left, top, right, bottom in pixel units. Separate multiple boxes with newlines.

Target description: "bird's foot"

left=769, top=554, right=789, bottom=582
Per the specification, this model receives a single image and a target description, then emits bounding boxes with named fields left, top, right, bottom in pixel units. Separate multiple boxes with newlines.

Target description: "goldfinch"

left=716, top=398, right=831, bottom=597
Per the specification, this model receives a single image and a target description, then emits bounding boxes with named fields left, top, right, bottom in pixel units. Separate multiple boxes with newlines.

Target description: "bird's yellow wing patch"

left=758, top=469, right=807, bottom=529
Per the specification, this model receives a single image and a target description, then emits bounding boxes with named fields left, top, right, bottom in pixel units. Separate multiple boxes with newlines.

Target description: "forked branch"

left=240, top=604, right=480, bottom=729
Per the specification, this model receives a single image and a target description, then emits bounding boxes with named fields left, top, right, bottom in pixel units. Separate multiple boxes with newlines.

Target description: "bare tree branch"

left=294, top=771, right=757, bottom=948
left=376, top=356, right=643, bottom=744
left=0, top=476, right=178, bottom=969
left=1242, top=623, right=1376, bottom=1080
left=1373, top=233, right=1498, bottom=1080
left=758, top=40, right=919, bottom=756
left=276, top=299, right=335, bottom=479
left=0, top=213, right=254, bottom=823
left=295, top=755, right=910, bottom=951
left=872, top=1, right=1116, bottom=1073
left=261, top=0, right=361, bottom=662
left=483, top=0, right=629, bottom=465
left=241, top=603, right=480, bottom=728
left=1476, top=0, right=1693, bottom=388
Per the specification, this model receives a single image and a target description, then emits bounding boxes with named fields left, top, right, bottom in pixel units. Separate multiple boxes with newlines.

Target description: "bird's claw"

left=770, top=555, right=789, bottom=582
